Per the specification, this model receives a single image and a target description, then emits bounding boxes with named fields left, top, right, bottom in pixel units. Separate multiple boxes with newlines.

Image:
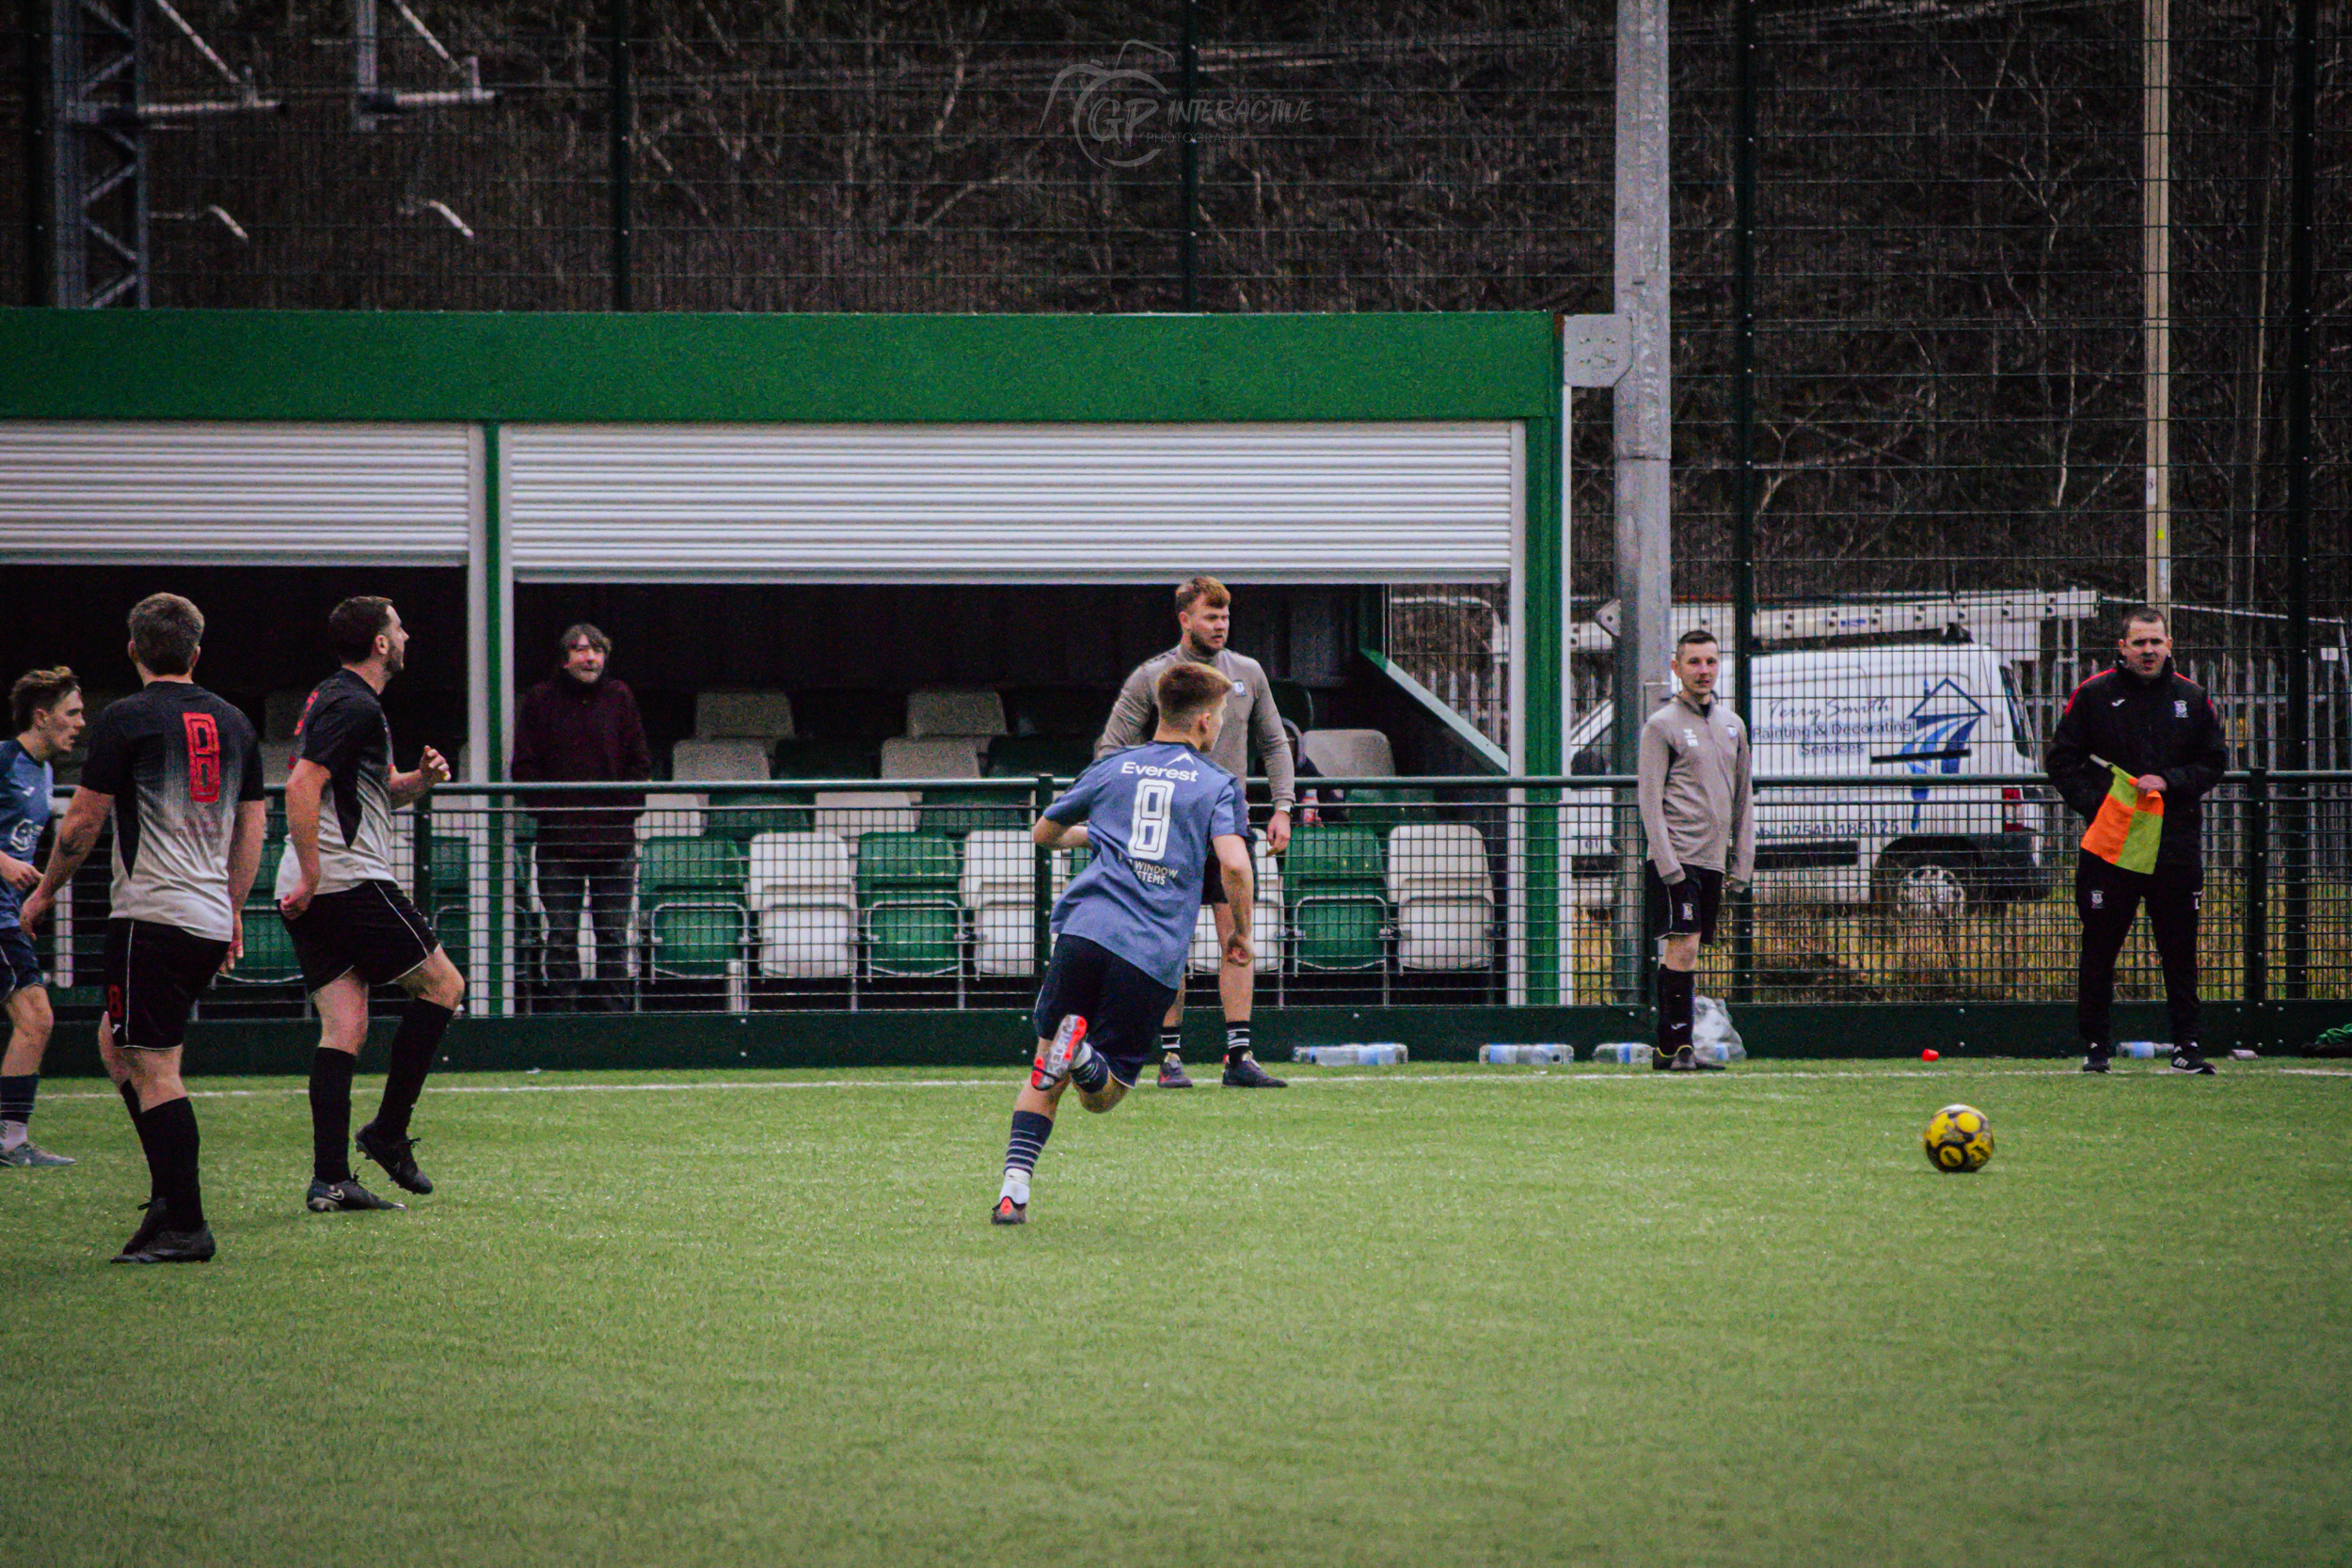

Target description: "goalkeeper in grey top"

left=1096, top=576, right=1295, bottom=1088
left=1637, top=628, right=1755, bottom=1071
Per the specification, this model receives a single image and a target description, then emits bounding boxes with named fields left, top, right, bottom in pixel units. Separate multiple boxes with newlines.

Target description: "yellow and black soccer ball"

left=1923, top=1103, right=1994, bottom=1174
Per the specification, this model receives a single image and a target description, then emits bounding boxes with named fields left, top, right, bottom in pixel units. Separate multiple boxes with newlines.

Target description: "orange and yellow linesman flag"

left=2081, top=761, right=2164, bottom=873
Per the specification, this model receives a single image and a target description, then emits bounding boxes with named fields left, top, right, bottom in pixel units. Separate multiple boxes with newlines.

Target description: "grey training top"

left=1637, top=689, right=1756, bottom=883
left=1095, top=644, right=1296, bottom=814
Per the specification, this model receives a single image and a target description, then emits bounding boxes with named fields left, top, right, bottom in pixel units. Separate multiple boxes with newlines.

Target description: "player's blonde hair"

left=1174, top=576, right=1231, bottom=614
left=1156, top=660, right=1232, bottom=730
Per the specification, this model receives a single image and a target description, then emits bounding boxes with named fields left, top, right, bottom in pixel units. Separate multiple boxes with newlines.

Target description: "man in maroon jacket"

left=512, top=625, right=650, bottom=1011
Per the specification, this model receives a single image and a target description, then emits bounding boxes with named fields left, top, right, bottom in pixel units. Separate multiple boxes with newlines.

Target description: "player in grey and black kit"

left=1096, top=576, right=1294, bottom=1088
left=278, top=596, right=465, bottom=1212
left=22, top=594, right=267, bottom=1262
left=1637, top=628, right=1755, bottom=1071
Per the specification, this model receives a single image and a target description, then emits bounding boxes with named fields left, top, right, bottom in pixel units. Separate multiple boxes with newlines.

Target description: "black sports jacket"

left=2045, top=658, right=2229, bottom=869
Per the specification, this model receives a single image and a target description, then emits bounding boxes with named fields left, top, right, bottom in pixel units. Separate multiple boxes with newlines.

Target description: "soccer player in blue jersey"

left=0, top=668, right=86, bottom=1166
left=993, top=660, right=1254, bottom=1225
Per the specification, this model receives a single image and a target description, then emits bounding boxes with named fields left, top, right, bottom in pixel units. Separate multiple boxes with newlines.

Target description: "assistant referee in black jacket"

left=2045, top=605, right=2229, bottom=1074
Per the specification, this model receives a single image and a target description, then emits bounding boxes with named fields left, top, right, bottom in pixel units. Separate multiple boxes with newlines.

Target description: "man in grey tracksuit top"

left=1637, top=628, right=1756, bottom=1071
left=1097, top=577, right=1296, bottom=1088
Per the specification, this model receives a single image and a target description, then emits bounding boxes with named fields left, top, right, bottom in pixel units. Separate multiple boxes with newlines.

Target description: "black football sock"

left=1159, top=1027, right=1184, bottom=1062
left=309, top=1048, right=356, bottom=1183
left=140, top=1096, right=204, bottom=1230
left=1224, top=1022, right=1252, bottom=1063
left=374, top=999, right=454, bottom=1140
left=1002, top=1109, right=1053, bottom=1200
left=121, top=1081, right=159, bottom=1203
left=1657, top=967, right=1695, bottom=1055
left=0, top=1072, right=35, bottom=1143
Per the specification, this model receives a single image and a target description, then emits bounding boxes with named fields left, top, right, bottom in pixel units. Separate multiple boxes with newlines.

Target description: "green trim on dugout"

left=0, top=309, right=1562, bottom=424
left=32, top=1002, right=2344, bottom=1079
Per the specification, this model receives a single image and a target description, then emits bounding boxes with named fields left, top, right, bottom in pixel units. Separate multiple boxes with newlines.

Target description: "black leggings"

left=2074, top=850, right=2202, bottom=1049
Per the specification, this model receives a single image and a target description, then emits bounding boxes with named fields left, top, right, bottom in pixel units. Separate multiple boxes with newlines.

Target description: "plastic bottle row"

left=1279, top=1041, right=1745, bottom=1067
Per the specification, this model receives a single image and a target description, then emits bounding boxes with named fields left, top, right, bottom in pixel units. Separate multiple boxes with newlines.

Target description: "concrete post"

left=1611, top=0, right=1673, bottom=1006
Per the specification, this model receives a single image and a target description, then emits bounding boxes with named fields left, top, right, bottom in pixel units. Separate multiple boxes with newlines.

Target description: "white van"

left=1561, top=644, right=2057, bottom=911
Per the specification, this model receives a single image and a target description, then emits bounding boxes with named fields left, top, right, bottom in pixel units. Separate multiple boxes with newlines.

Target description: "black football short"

left=1030, top=933, right=1179, bottom=1088
left=284, top=879, right=440, bottom=995
left=1645, top=863, right=1724, bottom=945
left=104, top=918, right=230, bottom=1053
left=1197, top=829, right=1258, bottom=906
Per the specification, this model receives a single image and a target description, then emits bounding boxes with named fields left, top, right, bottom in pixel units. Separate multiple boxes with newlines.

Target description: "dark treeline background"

left=2, top=0, right=2345, bottom=635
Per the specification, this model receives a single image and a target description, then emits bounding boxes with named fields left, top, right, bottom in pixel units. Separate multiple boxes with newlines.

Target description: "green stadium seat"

left=639, top=837, right=750, bottom=977
left=856, top=832, right=961, bottom=976
left=649, top=903, right=748, bottom=977
left=640, top=837, right=748, bottom=896
left=230, top=901, right=304, bottom=987
left=431, top=898, right=472, bottom=972
left=1285, top=826, right=1388, bottom=971
left=429, top=833, right=469, bottom=893
left=1340, top=786, right=1418, bottom=837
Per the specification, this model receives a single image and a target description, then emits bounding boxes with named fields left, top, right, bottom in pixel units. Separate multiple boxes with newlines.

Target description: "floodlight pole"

left=1610, top=0, right=1674, bottom=1007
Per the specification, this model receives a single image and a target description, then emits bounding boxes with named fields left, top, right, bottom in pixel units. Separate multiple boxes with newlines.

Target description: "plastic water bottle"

left=2118, top=1040, right=2163, bottom=1059
left=1480, top=1044, right=1569, bottom=1065
left=1593, top=1041, right=1649, bottom=1065
left=1293, top=1043, right=1407, bottom=1066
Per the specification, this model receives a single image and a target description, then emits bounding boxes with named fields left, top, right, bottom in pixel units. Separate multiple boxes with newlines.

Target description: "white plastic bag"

left=1692, top=994, right=1747, bottom=1064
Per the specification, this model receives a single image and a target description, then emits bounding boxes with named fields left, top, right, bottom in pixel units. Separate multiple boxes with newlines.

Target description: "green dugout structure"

left=2, top=309, right=2329, bottom=1067
left=0, top=307, right=1609, bottom=1069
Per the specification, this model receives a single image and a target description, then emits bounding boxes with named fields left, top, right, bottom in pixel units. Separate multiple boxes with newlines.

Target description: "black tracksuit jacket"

left=2044, top=658, right=2229, bottom=869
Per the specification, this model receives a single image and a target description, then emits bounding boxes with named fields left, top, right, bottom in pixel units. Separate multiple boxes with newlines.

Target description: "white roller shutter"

left=0, top=422, right=474, bottom=564
left=505, top=422, right=1515, bottom=583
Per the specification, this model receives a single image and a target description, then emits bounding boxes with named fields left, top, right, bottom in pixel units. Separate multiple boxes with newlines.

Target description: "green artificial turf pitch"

left=3, top=1059, right=2348, bottom=1567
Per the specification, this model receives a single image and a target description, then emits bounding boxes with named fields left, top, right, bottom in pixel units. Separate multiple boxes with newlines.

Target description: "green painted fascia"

left=33, top=1001, right=2338, bottom=1078
left=0, top=309, right=1560, bottom=424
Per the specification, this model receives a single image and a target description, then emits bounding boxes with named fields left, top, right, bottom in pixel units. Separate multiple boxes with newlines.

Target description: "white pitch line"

left=38, top=1062, right=2339, bottom=1102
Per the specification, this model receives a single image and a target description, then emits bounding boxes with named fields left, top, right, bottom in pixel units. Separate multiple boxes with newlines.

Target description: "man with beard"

left=278, top=596, right=466, bottom=1210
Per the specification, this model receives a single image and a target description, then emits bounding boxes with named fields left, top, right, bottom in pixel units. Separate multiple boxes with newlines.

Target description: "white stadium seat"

left=1386, top=824, right=1493, bottom=971
left=881, top=737, right=983, bottom=780
left=635, top=792, right=708, bottom=841
left=1301, top=728, right=1397, bottom=779
left=671, top=738, right=771, bottom=782
left=694, top=689, right=795, bottom=741
left=811, top=789, right=919, bottom=838
left=961, top=829, right=1042, bottom=976
left=748, top=832, right=855, bottom=978
left=905, top=689, right=1006, bottom=741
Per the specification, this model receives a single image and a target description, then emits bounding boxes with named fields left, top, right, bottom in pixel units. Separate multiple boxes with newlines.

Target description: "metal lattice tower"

left=49, top=0, right=147, bottom=308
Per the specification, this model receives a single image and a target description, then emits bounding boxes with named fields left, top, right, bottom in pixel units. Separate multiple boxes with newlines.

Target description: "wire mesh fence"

left=28, top=773, right=2348, bottom=1023
left=4, top=0, right=2346, bottom=896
